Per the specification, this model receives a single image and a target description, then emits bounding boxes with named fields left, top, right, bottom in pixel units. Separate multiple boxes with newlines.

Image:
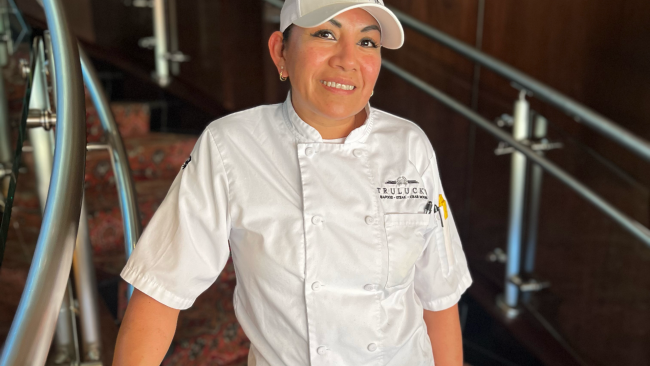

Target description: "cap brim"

left=292, top=3, right=404, bottom=49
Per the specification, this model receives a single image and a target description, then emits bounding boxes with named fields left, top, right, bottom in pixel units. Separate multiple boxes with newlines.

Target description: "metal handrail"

left=79, top=46, right=142, bottom=299
left=381, top=60, right=650, bottom=248
left=0, top=0, right=86, bottom=364
left=388, top=7, right=650, bottom=163
left=262, top=0, right=650, bottom=248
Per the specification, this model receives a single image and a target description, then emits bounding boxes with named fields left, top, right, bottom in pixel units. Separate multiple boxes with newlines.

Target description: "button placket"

left=367, top=343, right=378, bottom=352
left=299, top=142, right=384, bottom=364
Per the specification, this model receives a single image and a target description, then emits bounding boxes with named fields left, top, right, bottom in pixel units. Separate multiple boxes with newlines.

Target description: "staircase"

left=0, top=75, right=250, bottom=365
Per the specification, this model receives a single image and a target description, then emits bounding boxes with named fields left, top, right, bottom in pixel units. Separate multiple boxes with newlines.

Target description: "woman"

left=114, top=1, right=472, bottom=365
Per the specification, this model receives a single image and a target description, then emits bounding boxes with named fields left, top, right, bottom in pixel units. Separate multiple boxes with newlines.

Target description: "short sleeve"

left=414, top=152, right=472, bottom=311
left=120, top=128, right=231, bottom=310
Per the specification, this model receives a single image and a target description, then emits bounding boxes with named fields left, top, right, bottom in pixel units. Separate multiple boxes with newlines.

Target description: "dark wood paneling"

left=176, top=0, right=265, bottom=111
left=174, top=0, right=224, bottom=105
left=216, top=0, right=265, bottom=111
left=373, top=0, right=479, bottom=236
left=471, top=1, right=650, bottom=365
left=89, top=0, right=153, bottom=67
left=15, top=0, right=96, bottom=42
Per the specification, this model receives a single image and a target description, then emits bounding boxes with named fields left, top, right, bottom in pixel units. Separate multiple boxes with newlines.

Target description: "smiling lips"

left=320, top=80, right=356, bottom=91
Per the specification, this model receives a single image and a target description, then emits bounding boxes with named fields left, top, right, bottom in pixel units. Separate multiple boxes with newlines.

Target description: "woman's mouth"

left=319, top=80, right=356, bottom=91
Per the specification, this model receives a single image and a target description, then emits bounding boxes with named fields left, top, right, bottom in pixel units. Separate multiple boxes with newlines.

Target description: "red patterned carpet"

left=0, top=87, right=250, bottom=365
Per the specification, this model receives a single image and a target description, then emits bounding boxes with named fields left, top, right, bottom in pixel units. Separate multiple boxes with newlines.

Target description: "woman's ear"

left=268, top=31, right=286, bottom=76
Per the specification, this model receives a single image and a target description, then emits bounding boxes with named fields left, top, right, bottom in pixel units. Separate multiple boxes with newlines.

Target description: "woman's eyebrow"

left=329, top=19, right=342, bottom=28
left=361, top=24, right=381, bottom=33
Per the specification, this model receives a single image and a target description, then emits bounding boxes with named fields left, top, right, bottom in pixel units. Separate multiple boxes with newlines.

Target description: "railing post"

left=26, top=36, right=79, bottom=365
left=152, top=0, right=169, bottom=86
left=51, top=282, right=79, bottom=364
left=522, top=114, right=547, bottom=303
left=0, top=71, right=11, bottom=203
left=0, top=0, right=10, bottom=200
left=26, top=39, right=54, bottom=213
left=72, top=197, right=103, bottom=362
left=499, top=90, right=530, bottom=317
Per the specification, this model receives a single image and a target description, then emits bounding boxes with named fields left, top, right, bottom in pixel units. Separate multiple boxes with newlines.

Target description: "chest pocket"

left=384, top=213, right=430, bottom=288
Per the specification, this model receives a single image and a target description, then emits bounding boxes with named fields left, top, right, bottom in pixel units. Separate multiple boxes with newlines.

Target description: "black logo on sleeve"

left=181, top=155, right=192, bottom=169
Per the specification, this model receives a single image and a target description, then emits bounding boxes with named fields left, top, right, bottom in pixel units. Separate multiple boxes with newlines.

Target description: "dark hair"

left=282, top=24, right=294, bottom=46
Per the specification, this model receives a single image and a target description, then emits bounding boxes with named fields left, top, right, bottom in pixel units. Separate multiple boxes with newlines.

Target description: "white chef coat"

left=121, top=91, right=473, bottom=366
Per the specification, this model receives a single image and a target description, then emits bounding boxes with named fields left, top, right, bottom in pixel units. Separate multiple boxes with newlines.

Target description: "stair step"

left=84, top=133, right=197, bottom=187
left=85, top=102, right=151, bottom=142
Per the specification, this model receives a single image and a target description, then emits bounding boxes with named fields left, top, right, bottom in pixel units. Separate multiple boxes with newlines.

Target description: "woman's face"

left=281, top=8, right=382, bottom=122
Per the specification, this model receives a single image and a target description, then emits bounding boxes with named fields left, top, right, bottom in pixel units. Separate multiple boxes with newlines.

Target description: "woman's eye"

left=311, top=30, right=335, bottom=40
left=359, top=39, right=379, bottom=48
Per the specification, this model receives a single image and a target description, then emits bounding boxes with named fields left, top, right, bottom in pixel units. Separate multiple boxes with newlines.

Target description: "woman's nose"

left=330, top=39, right=359, bottom=72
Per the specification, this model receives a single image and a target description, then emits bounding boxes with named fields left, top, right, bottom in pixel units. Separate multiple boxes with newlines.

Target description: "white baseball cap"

left=280, top=0, right=405, bottom=49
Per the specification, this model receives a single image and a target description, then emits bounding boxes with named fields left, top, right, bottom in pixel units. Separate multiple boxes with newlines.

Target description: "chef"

left=114, top=0, right=472, bottom=365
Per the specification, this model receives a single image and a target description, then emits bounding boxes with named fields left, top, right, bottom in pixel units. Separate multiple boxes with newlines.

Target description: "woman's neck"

left=291, top=94, right=367, bottom=140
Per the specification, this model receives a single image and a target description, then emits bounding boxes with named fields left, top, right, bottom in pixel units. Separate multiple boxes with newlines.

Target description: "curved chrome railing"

left=0, top=0, right=86, bottom=364
left=79, top=45, right=142, bottom=298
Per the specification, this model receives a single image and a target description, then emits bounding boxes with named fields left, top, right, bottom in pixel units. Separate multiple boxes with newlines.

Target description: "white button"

left=365, top=216, right=375, bottom=225
left=367, top=343, right=377, bottom=352
left=305, top=147, right=314, bottom=156
left=317, top=346, right=328, bottom=355
left=312, top=216, right=323, bottom=225
left=364, top=284, right=377, bottom=291
left=353, top=149, right=364, bottom=157
left=311, top=281, right=322, bottom=291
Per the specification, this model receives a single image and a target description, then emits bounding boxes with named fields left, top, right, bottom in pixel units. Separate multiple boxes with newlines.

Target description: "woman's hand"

left=423, top=303, right=464, bottom=366
left=113, top=289, right=180, bottom=366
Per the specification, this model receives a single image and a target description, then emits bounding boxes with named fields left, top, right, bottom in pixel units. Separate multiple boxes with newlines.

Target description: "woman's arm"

left=113, top=289, right=181, bottom=366
left=423, top=303, right=464, bottom=366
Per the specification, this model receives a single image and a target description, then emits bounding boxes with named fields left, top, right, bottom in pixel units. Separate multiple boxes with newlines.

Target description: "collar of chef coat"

left=282, top=91, right=374, bottom=144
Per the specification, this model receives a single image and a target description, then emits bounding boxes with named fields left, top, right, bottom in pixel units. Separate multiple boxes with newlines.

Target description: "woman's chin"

left=316, top=101, right=366, bottom=121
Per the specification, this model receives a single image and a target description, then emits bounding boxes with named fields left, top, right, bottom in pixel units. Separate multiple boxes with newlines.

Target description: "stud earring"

left=279, top=66, right=288, bottom=81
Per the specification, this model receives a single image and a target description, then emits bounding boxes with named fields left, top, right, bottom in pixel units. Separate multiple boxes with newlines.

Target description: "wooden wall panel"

left=469, top=1, right=650, bottom=365
left=175, top=0, right=223, bottom=105
left=173, top=0, right=265, bottom=111
left=15, top=0, right=96, bottom=42
left=89, top=0, right=153, bottom=66
left=373, top=0, right=479, bottom=235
